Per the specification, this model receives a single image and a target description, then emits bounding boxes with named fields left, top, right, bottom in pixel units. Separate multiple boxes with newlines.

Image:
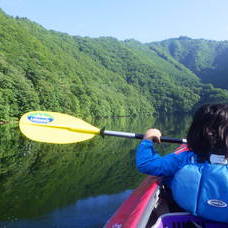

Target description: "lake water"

left=0, top=114, right=191, bottom=228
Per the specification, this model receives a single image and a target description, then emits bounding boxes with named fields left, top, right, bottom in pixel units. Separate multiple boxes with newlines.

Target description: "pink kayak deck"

left=105, top=176, right=159, bottom=228
left=104, top=144, right=189, bottom=228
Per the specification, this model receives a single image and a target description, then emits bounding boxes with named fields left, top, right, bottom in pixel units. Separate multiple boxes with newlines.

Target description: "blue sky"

left=1, top=0, right=228, bottom=43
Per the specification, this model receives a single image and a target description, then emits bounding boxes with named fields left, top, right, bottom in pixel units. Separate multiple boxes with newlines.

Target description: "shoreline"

left=0, top=120, right=18, bottom=125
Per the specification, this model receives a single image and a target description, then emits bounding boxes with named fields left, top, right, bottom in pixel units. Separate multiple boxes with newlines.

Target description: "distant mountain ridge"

left=148, top=36, right=228, bottom=89
left=0, top=9, right=228, bottom=120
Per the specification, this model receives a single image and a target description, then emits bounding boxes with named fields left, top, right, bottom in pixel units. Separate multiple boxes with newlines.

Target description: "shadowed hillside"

left=149, top=36, right=228, bottom=90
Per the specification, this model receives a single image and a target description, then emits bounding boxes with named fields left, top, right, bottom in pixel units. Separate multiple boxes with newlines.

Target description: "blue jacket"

left=136, top=140, right=228, bottom=223
left=136, top=140, right=196, bottom=179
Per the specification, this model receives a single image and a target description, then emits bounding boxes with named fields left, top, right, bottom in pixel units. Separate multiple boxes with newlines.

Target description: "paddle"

left=19, top=111, right=187, bottom=144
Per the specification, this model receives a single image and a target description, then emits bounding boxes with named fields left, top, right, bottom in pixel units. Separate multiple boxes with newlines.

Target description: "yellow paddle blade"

left=19, top=111, right=100, bottom=144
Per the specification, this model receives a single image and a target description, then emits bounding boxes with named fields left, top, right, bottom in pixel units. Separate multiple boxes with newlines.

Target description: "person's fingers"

left=143, top=129, right=161, bottom=142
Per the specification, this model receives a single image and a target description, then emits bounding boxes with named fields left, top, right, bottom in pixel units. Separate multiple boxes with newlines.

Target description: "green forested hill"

left=149, top=36, right=228, bottom=90
left=0, top=9, right=228, bottom=121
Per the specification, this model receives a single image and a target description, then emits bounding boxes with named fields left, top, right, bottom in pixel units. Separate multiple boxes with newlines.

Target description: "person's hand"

left=143, top=128, right=161, bottom=143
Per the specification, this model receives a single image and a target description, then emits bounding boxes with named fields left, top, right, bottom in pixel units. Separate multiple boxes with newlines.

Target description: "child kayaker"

left=136, top=103, right=228, bottom=223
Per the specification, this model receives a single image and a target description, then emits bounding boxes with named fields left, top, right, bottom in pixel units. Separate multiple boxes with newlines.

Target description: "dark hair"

left=187, top=104, right=228, bottom=162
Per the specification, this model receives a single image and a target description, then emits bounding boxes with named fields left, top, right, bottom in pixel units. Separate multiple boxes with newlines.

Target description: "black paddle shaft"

left=135, top=134, right=187, bottom=144
left=101, top=130, right=187, bottom=144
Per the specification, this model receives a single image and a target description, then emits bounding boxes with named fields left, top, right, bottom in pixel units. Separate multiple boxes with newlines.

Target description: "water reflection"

left=0, top=190, right=132, bottom=228
left=0, top=115, right=192, bottom=227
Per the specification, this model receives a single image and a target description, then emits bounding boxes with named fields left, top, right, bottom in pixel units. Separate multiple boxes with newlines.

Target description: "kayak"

left=104, top=145, right=228, bottom=228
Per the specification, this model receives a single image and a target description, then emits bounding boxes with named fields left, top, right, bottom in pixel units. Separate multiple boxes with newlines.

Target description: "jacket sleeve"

left=136, top=139, right=193, bottom=177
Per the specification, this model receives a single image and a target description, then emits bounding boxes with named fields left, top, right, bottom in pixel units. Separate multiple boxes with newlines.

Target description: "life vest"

left=171, top=157, right=228, bottom=223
